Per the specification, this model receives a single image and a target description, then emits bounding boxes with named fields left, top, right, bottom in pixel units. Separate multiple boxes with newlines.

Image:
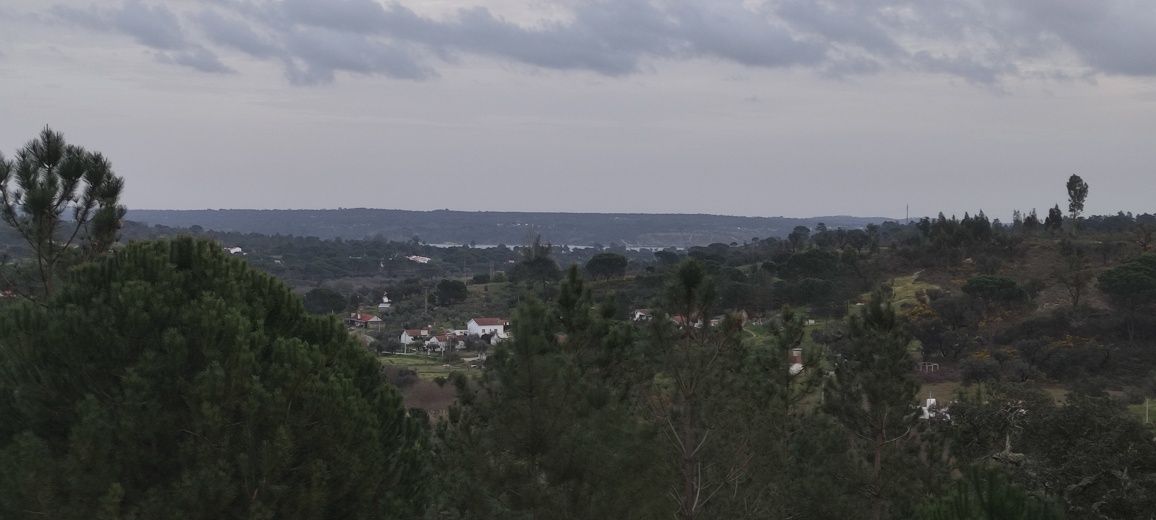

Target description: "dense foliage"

left=0, top=239, right=427, bottom=519
left=0, top=138, right=1153, bottom=520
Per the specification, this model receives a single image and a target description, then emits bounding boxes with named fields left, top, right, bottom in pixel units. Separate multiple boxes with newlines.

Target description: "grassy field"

left=380, top=353, right=479, bottom=380
left=1128, top=401, right=1154, bottom=425
left=888, top=272, right=939, bottom=309
left=919, top=381, right=1070, bottom=403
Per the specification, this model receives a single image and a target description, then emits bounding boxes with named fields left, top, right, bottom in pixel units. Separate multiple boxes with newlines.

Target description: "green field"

left=889, top=272, right=939, bottom=309
left=1128, top=400, right=1155, bottom=425
left=380, top=353, right=479, bottom=380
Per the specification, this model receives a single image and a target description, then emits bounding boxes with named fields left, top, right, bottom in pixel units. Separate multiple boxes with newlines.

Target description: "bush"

left=975, top=255, right=1002, bottom=275
left=961, top=353, right=1002, bottom=385
left=962, top=275, right=1026, bottom=303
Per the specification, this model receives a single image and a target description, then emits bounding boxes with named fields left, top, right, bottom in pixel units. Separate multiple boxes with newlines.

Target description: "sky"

left=1, top=0, right=1154, bottom=220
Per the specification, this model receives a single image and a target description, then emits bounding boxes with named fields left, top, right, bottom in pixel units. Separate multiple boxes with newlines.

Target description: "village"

left=341, top=291, right=511, bottom=356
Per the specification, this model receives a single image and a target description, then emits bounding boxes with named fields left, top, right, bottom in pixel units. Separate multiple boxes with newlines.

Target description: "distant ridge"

left=128, top=209, right=895, bottom=248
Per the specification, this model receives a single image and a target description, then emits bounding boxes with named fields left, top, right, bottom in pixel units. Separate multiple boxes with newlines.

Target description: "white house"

left=426, top=334, right=463, bottom=352
left=632, top=309, right=653, bottom=322
left=400, top=328, right=431, bottom=346
left=378, top=292, right=392, bottom=312
left=467, top=317, right=507, bottom=337
left=224, top=246, right=245, bottom=255
left=406, top=255, right=432, bottom=264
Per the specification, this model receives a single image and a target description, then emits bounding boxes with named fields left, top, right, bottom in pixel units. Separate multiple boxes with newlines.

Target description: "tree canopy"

left=435, top=278, right=468, bottom=305
left=1066, top=174, right=1089, bottom=221
left=303, top=286, right=347, bottom=314
left=584, top=252, right=628, bottom=279
left=0, top=238, right=427, bottom=519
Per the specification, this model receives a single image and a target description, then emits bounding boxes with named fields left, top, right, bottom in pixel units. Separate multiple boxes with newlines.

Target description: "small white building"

left=467, top=317, right=507, bottom=337
left=378, top=292, right=392, bottom=312
left=632, top=309, right=653, bottom=322
left=920, top=397, right=950, bottom=420
left=224, top=246, right=245, bottom=255
left=406, top=255, right=432, bottom=264
left=400, top=328, right=430, bottom=346
left=426, top=334, right=463, bottom=352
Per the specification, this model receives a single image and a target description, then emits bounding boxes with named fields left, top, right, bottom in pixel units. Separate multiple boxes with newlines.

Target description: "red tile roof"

left=471, top=317, right=506, bottom=326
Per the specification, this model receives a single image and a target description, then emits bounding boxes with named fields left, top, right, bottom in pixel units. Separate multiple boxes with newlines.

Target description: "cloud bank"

left=41, top=0, right=1156, bottom=85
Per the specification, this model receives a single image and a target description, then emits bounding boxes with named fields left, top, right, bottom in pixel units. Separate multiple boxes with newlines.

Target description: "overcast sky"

left=1, top=0, right=1154, bottom=219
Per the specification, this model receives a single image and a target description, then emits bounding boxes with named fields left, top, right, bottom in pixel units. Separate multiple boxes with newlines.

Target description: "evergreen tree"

left=432, top=280, right=663, bottom=519
left=823, top=290, right=920, bottom=520
left=0, top=127, right=126, bottom=299
left=1044, top=206, right=1063, bottom=233
left=510, top=235, right=561, bottom=291
left=644, top=260, right=781, bottom=519
left=584, top=252, right=628, bottom=280
left=1023, top=209, right=1041, bottom=233
left=435, top=278, right=468, bottom=305
left=1097, top=254, right=1156, bottom=342
left=1066, top=174, right=1089, bottom=223
left=0, top=238, right=427, bottom=519
left=303, top=286, right=347, bottom=314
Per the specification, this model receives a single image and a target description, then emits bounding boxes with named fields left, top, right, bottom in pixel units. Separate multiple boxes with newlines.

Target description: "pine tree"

left=0, top=127, right=126, bottom=299
left=1066, top=174, right=1089, bottom=222
left=823, top=290, right=920, bottom=520
left=1044, top=206, right=1063, bottom=233
left=643, top=260, right=767, bottom=519
left=432, top=283, right=664, bottom=519
left=0, top=238, right=427, bottom=519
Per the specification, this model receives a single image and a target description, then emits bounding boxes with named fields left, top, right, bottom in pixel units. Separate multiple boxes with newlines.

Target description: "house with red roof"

left=346, top=313, right=384, bottom=330
left=467, top=317, right=508, bottom=337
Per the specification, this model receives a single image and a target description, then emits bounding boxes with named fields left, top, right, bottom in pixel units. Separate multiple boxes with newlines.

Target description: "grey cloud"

left=364, top=1, right=821, bottom=74
left=160, top=46, right=234, bottom=73
left=1007, top=0, right=1156, bottom=76
left=280, top=0, right=391, bottom=34
left=54, top=1, right=186, bottom=50
left=53, top=1, right=232, bottom=74
left=776, top=0, right=901, bottom=56
left=112, top=0, right=185, bottom=50
left=282, top=28, right=433, bottom=84
left=912, top=51, right=1015, bottom=86
left=409, top=4, right=659, bottom=75
left=41, top=0, right=1156, bottom=85
left=665, top=1, right=825, bottom=67
left=195, top=9, right=280, bottom=58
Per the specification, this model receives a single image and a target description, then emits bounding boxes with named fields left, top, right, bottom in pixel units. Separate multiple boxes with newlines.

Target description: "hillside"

left=127, top=209, right=890, bottom=247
